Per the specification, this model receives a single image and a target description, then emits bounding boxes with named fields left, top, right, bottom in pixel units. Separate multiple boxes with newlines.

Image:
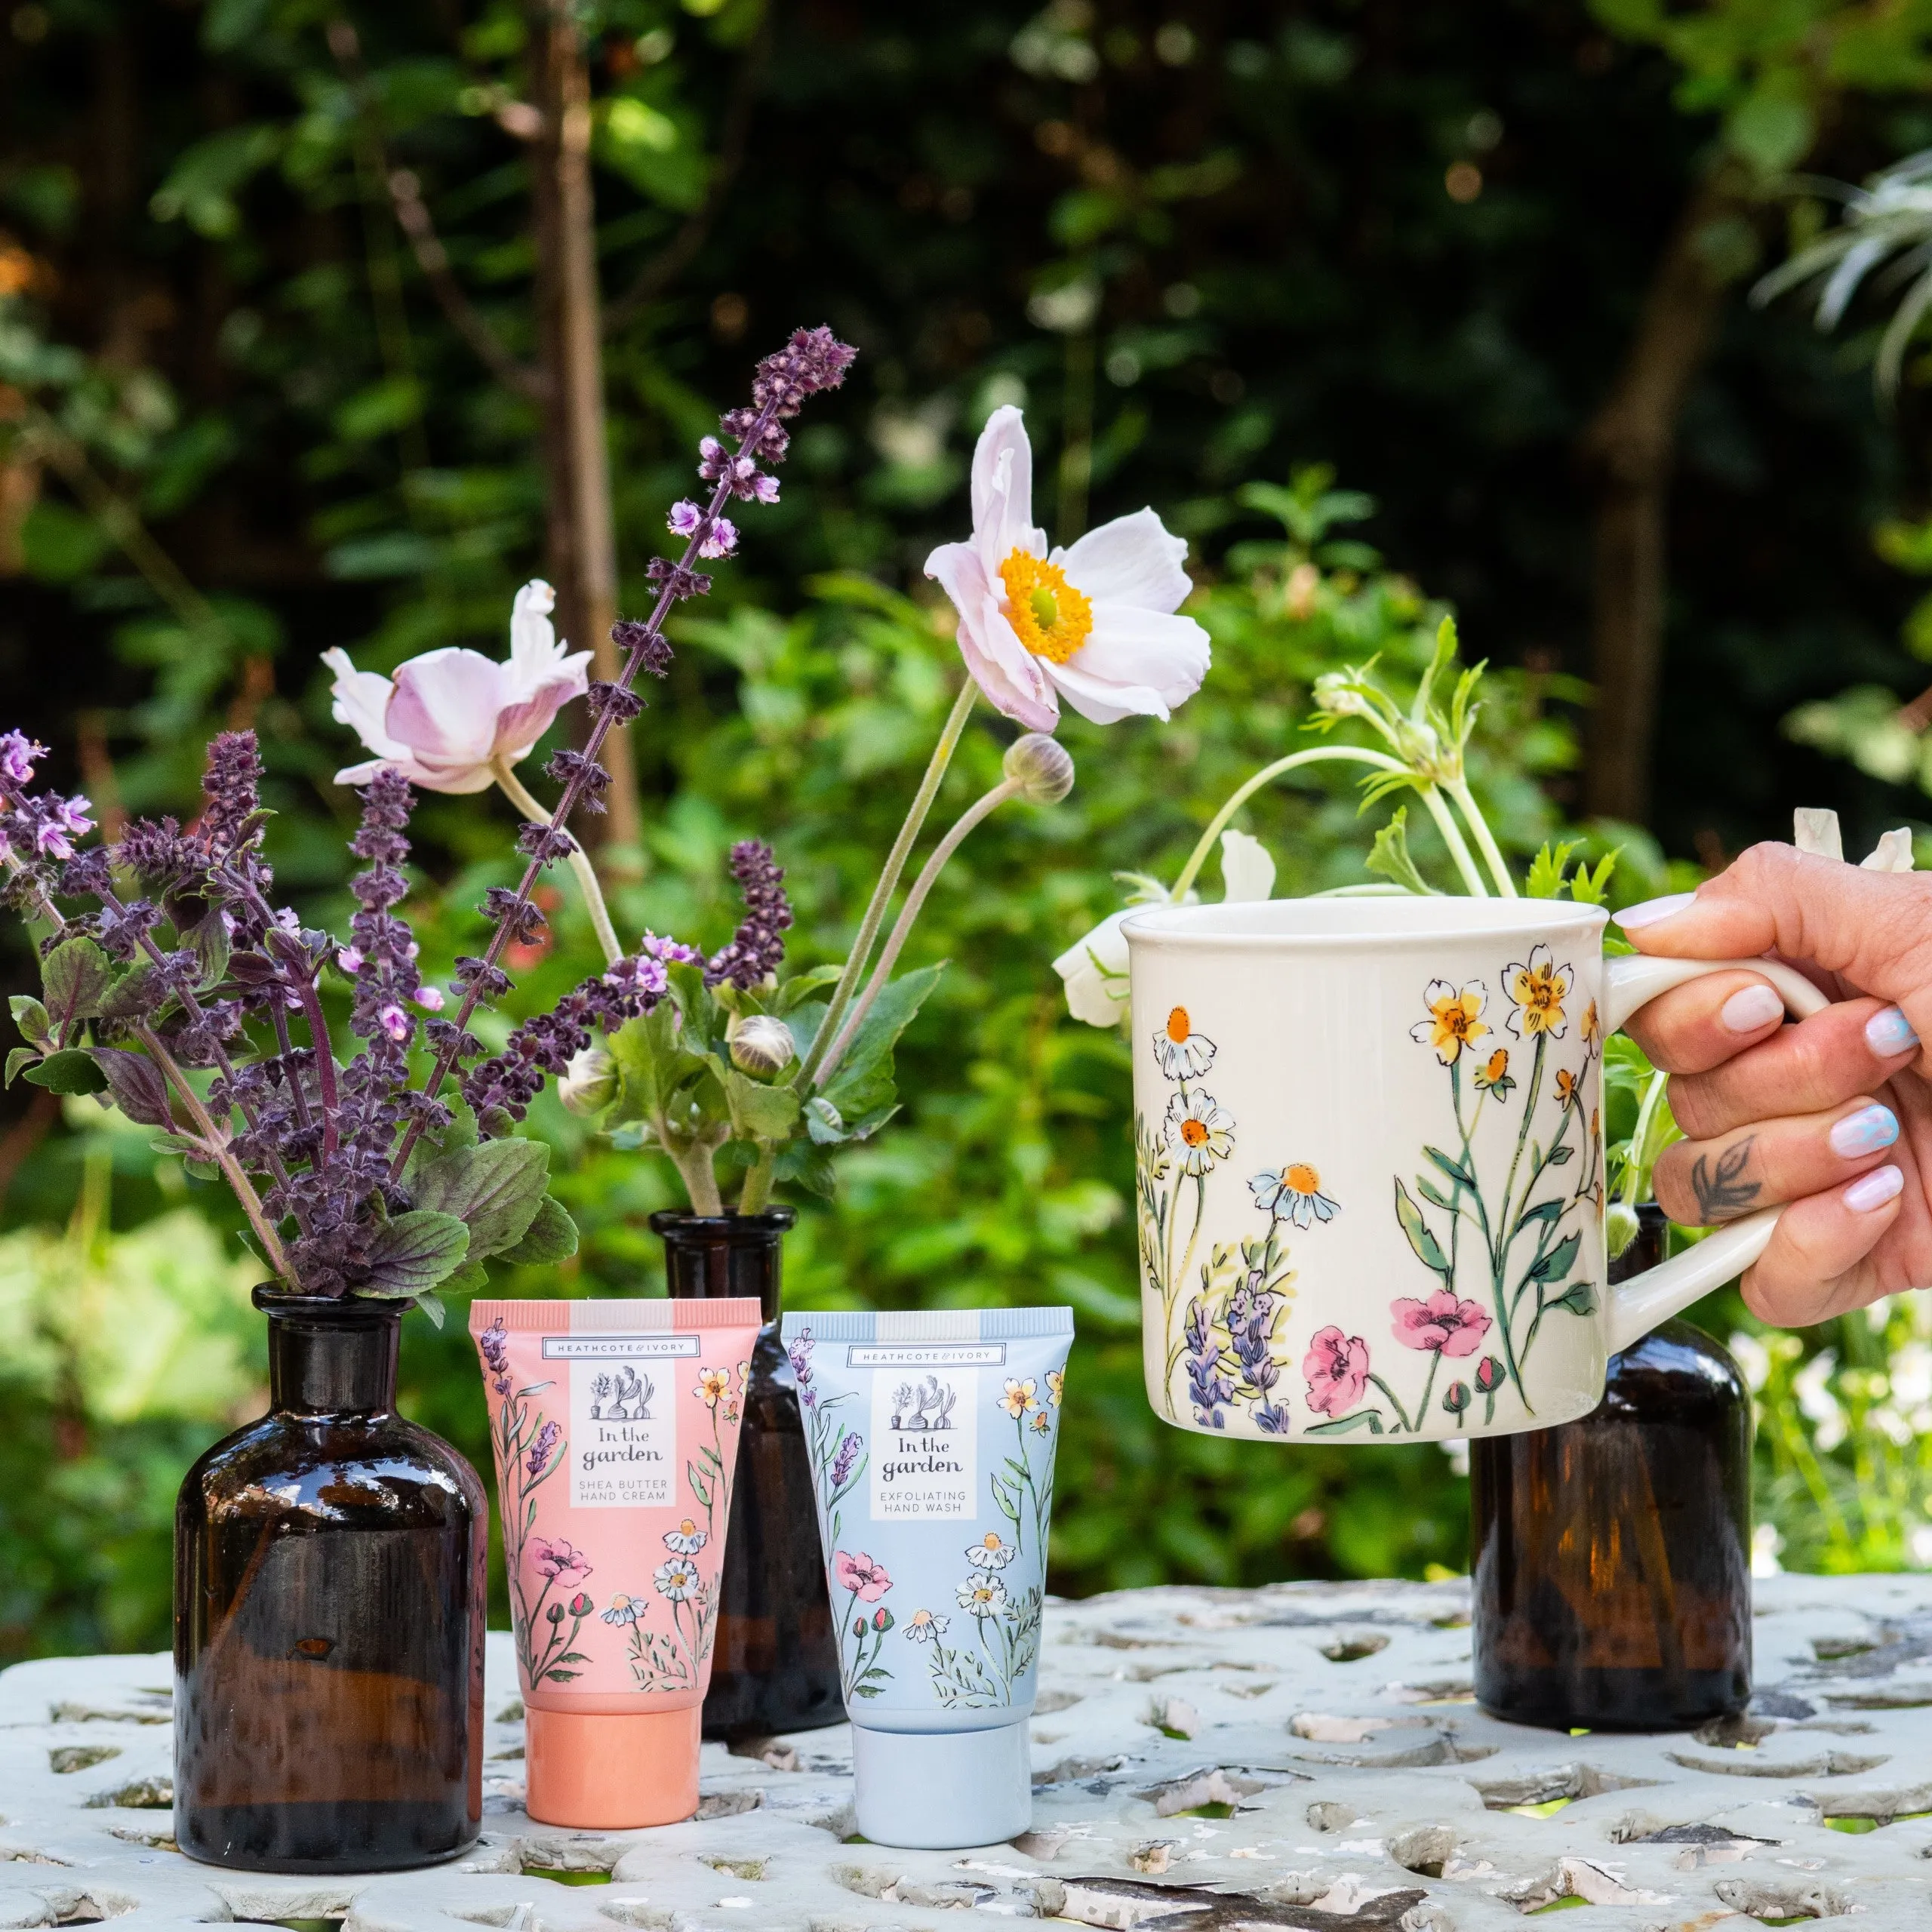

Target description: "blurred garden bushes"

left=2, top=0, right=1932, bottom=1656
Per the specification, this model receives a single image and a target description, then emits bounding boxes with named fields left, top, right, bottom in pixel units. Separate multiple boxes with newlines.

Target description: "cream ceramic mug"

left=1121, top=896, right=1826, bottom=1441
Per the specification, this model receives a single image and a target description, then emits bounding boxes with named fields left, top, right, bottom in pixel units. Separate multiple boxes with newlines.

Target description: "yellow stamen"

left=999, top=549, right=1093, bottom=663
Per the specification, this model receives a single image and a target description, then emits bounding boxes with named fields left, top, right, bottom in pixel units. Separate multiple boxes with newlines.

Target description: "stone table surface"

left=3, top=1575, right=1932, bottom=1929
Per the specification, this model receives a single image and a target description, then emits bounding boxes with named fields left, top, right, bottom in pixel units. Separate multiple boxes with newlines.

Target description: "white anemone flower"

left=1053, top=829, right=1275, bottom=1029
left=925, top=405, right=1210, bottom=731
left=325, top=580, right=592, bottom=794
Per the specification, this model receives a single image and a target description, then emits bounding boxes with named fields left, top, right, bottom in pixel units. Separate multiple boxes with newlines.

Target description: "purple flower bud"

left=667, top=498, right=704, bottom=536
left=699, top=518, right=740, bottom=560
left=641, top=931, right=704, bottom=967
left=751, top=473, right=780, bottom=505
left=379, top=1003, right=411, bottom=1043
left=528, top=1419, right=561, bottom=1478
left=480, top=1319, right=509, bottom=1375
left=0, top=732, right=44, bottom=787
left=337, top=946, right=365, bottom=974
left=416, top=986, right=445, bottom=1012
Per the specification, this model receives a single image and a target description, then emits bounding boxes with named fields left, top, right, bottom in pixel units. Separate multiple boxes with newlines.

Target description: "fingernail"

left=1844, top=1164, right=1906, bottom=1213
left=1720, top=985, right=1784, bottom=1034
left=1866, top=1004, right=1921, bottom=1057
left=1830, top=1103, right=1900, bottom=1158
left=1614, top=891, right=1697, bottom=930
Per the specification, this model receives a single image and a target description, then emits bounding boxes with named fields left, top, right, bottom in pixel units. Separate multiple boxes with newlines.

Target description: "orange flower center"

left=1485, top=1051, right=1508, bottom=1080
left=983, top=1534, right=1001, bottom=1549
left=679, top=1519, right=697, bottom=1536
left=1180, top=1118, right=1209, bottom=1148
left=1441, top=1004, right=1474, bottom=1038
left=1284, top=1162, right=1321, bottom=1194
left=1166, top=1005, right=1191, bottom=1042
left=999, top=549, right=1094, bottom=663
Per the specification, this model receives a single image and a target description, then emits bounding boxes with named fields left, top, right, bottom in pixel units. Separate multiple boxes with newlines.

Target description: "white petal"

left=1055, top=507, right=1192, bottom=614
left=969, top=406, right=1047, bottom=578
left=1219, top=829, right=1275, bottom=903
left=1863, top=828, right=1915, bottom=872
left=323, top=648, right=407, bottom=761
left=960, top=588, right=1059, bottom=731
left=506, top=579, right=562, bottom=695
left=385, top=648, right=509, bottom=789
left=1080, top=605, right=1212, bottom=706
left=1052, top=908, right=1134, bottom=1026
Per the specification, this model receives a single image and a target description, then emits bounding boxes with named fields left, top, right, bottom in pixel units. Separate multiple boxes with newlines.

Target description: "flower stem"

left=738, top=1142, right=777, bottom=1214
left=796, top=678, right=979, bottom=1091
left=815, top=774, right=1018, bottom=1085
left=492, top=756, right=623, bottom=968
left=1167, top=748, right=1491, bottom=902
left=1446, top=776, right=1518, bottom=897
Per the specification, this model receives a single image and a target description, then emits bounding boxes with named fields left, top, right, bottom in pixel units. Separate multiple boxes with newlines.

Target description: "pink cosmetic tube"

left=470, top=1298, right=761, bottom=1829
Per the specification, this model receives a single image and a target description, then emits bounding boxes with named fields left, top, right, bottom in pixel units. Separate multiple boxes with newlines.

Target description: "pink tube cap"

left=525, top=1705, right=700, bottom=1829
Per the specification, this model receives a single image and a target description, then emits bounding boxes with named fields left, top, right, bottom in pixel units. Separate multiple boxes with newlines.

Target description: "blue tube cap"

left=851, top=1720, right=1032, bottom=1849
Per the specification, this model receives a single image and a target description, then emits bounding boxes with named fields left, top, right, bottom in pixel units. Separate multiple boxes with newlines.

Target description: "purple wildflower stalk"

left=389, top=326, right=854, bottom=1180
left=705, top=840, right=792, bottom=989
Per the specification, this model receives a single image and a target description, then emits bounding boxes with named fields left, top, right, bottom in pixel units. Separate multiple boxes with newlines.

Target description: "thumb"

left=1616, top=842, right=1932, bottom=1046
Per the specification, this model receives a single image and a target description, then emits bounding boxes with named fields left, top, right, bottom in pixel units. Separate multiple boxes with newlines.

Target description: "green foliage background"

left=2, top=0, right=1931, bottom=1657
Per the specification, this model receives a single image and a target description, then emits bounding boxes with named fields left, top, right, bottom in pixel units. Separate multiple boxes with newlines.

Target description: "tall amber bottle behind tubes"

left=1470, top=1204, right=1752, bottom=1730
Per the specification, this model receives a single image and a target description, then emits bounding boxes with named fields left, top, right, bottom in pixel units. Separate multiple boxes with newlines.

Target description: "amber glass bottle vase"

left=174, top=1289, right=487, bottom=1872
left=1470, top=1204, right=1752, bottom=1730
left=652, top=1209, right=844, bottom=1738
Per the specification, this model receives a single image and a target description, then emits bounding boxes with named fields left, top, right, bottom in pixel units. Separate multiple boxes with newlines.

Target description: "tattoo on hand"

left=1691, top=1136, right=1761, bottom=1223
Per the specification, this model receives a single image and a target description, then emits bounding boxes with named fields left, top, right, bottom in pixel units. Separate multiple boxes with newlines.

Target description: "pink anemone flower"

left=325, top=580, right=592, bottom=794
left=834, top=1550, right=893, bottom=1602
left=1303, top=1326, right=1371, bottom=1417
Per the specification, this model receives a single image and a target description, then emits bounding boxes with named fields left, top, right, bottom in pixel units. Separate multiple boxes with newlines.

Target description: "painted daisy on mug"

left=1412, top=979, right=1489, bottom=1065
left=1164, top=1089, right=1235, bottom=1176
left=925, top=405, right=1211, bottom=732
left=1152, top=1005, right=1217, bottom=1080
left=1249, top=1161, right=1340, bottom=1229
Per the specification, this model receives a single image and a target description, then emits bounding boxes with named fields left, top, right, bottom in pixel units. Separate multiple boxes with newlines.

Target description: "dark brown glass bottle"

left=1470, top=1204, right=1752, bottom=1730
left=652, top=1210, right=844, bottom=1739
left=174, top=1291, right=487, bottom=1872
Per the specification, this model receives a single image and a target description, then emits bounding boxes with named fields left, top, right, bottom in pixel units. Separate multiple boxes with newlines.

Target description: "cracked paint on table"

left=1, top=1576, right=1930, bottom=1927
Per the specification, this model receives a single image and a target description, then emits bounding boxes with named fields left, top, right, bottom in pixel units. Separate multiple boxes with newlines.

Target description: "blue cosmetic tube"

left=780, top=1308, right=1075, bottom=1849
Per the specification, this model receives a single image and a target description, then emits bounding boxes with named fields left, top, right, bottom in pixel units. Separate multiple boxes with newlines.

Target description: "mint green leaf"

left=413, top=1289, right=447, bottom=1331
left=9, top=995, right=50, bottom=1047
left=359, top=1210, right=469, bottom=1296
left=498, top=1195, right=579, bottom=1266
left=819, top=962, right=944, bottom=1118
left=1394, top=1177, right=1450, bottom=1278
left=41, top=936, right=113, bottom=1038
left=5, top=1047, right=38, bottom=1088
left=1364, top=806, right=1437, bottom=896
left=23, top=1047, right=109, bottom=1097
left=1530, top=1231, right=1583, bottom=1284
left=410, top=1137, right=549, bottom=1259
left=726, top=1069, right=801, bottom=1143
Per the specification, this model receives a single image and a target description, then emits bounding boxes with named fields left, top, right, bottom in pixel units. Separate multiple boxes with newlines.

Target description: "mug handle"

left=1600, top=953, right=1832, bottom=1354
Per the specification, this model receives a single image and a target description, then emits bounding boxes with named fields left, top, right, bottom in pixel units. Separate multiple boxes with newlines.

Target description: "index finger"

left=1615, top=845, right=1932, bottom=1067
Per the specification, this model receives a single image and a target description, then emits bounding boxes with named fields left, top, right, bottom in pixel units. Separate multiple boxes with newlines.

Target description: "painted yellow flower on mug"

left=1579, top=998, right=1601, bottom=1056
left=1411, top=979, right=1489, bottom=1066
left=1554, top=1067, right=1580, bottom=1110
left=1164, top=1088, right=1235, bottom=1175
left=1153, top=1004, right=1217, bottom=1080
left=1473, top=1047, right=1515, bottom=1099
left=1504, top=943, right=1571, bottom=1040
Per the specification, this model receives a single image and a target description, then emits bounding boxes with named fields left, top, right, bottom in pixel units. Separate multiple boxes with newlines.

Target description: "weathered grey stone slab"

left=2, top=1574, right=1930, bottom=1927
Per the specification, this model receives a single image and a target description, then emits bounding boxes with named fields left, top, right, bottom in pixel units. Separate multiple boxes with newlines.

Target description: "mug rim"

left=1122, top=895, right=1611, bottom=951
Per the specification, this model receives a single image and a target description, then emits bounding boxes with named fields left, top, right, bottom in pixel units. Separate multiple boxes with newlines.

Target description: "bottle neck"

left=651, top=1211, right=795, bottom=1323
left=265, top=1304, right=401, bottom=1417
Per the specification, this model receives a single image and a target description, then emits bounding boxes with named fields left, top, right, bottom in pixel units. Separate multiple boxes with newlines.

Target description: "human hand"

left=1616, top=842, right=1932, bottom=1326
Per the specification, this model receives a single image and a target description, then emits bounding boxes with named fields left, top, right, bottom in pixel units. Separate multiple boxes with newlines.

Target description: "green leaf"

left=1546, top=1143, right=1576, bottom=1165
left=5, top=1047, right=38, bottom=1088
left=1514, top=1198, right=1563, bottom=1235
left=1524, top=840, right=1577, bottom=900
left=409, top=1137, right=549, bottom=1260
left=1306, top=1409, right=1385, bottom=1436
left=1364, top=805, right=1438, bottom=896
left=726, top=1069, right=801, bottom=1143
left=607, top=1003, right=712, bottom=1125
left=1416, top=1177, right=1452, bottom=1211
left=436, top=1262, right=491, bottom=1298
left=1529, top=1230, right=1583, bottom=1284
left=1569, top=850, right=1619, bottom=906
left=98, top=961, right=170, bottom=1024
left=498, top=1195, right=580, bottom=1266
left=774, top=964, right=844, bottom=1014
left=9, top=995, right=51, bottom=1047
left=40, top=936, right=113, bottom=1039
left=23, top=1047, right=108, bottom=1096
left=1545, top=1280, right=1597, bottom=1318
left=805, top=1095, right=848, bottom=1145
left=819, top=961, right=945, bottom=1118
left=91, top=1047, right=173, bottom=1126
left=413, top=1289, right=447, bottom=1331
left=1423, top=1145, right=1475, bottom=1191
left=1394, top=1177, right=1451, bottom=1278
left=358, top=1210, right=470, bottom=1297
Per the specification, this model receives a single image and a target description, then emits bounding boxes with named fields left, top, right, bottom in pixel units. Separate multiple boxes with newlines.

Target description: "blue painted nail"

left=1866, top=1004, right=1920, bottom=1057
left=1830, top=1103, right=1900, bottom=1158
left=1614, top=891, right=1697, bottom=930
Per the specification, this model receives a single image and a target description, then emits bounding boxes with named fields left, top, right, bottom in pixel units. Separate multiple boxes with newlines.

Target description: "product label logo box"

left=547, top=1334, right=700, bottom=1509
left=869, top=1364, right=979, bottom=1521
